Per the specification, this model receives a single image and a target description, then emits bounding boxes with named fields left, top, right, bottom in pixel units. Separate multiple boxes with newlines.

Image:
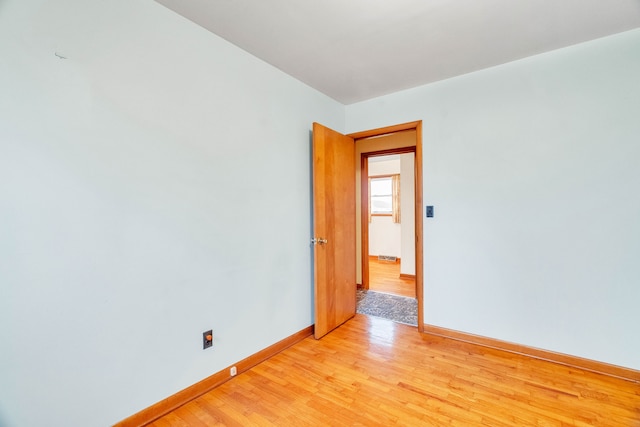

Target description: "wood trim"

left=360, top=154, right=370, bottom=290
left=114, top=326, right=314, bottom=427
left=348, top=121, right=421, bottom=140
left=423, top=324, right=640, bottom=383
left=415, top=122, right=424, bottom=333
left=399, top=274, right=415, bottom=279
left=369, top=173, right=396, bottom=179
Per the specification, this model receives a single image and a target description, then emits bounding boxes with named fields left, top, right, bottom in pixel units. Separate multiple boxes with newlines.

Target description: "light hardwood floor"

left=148, top=315, right=640, bottom=426
left=368, top=257, right=415, bottom=298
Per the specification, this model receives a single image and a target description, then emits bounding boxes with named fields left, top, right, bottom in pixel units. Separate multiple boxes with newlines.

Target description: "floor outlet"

left=230, top=366, right=237, bottom=376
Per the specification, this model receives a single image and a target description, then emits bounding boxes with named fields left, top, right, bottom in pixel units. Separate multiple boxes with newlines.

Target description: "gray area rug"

left=356, top=290, right=418, bottom=326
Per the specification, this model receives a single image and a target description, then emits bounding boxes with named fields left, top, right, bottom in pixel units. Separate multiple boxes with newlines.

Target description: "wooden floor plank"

left=148, top=315, right=640, bottom=426
left=368, top=258, right=415, bottom=298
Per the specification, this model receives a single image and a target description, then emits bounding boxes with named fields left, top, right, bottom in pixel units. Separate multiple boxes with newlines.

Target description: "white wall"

left=368, top=216, right=400, bottom=257
left=0, top=1, right=344, bottom=426
left=346, top=29, right=640, bottom=370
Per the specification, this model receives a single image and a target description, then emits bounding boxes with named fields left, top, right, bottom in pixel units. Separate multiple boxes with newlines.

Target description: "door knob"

left=311, top=238, right=328, bottom=245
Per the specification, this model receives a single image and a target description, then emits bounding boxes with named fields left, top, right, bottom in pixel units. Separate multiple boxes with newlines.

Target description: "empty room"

left=1, top=1, right=639, bottom=426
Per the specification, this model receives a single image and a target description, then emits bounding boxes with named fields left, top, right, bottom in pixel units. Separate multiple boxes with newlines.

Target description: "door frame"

left=361, top=146, right=416, bottom=291
left=348, top=121, right=423, bottom=332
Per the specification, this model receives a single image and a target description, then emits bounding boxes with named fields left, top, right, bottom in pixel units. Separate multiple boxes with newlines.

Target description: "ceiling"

left=154, top=0, right=640, bottom=104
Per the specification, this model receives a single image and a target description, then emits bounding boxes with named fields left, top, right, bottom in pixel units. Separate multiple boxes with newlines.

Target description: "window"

left=369, top=174, right=401, bottom=223
left=370, top=176, right=393, bottom=214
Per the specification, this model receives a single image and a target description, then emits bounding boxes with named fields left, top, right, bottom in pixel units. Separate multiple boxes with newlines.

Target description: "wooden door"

left=312, top=123, right=356, bottom=339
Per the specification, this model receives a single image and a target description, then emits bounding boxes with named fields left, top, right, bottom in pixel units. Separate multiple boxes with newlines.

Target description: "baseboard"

left=399, top=274, right=415, bottom=279
left=423, top=324, right=639, bottom=383
left=114, top=325, right=314, bottom=427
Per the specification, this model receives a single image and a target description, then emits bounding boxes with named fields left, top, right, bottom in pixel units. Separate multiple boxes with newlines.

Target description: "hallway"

left=357, top=258, right=417, bottom=326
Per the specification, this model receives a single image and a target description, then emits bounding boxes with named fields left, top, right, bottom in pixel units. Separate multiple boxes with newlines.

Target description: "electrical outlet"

left=230, top=366, right=237, bottom=376
left=203, top=330, right=213, bottom=350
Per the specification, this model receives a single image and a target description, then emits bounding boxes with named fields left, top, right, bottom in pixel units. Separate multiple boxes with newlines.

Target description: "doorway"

left=312, top=121, right=423, bottom=337
left=365, top=153, right=416, bottom=299
left=349, top=122, right=423, bottom=331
